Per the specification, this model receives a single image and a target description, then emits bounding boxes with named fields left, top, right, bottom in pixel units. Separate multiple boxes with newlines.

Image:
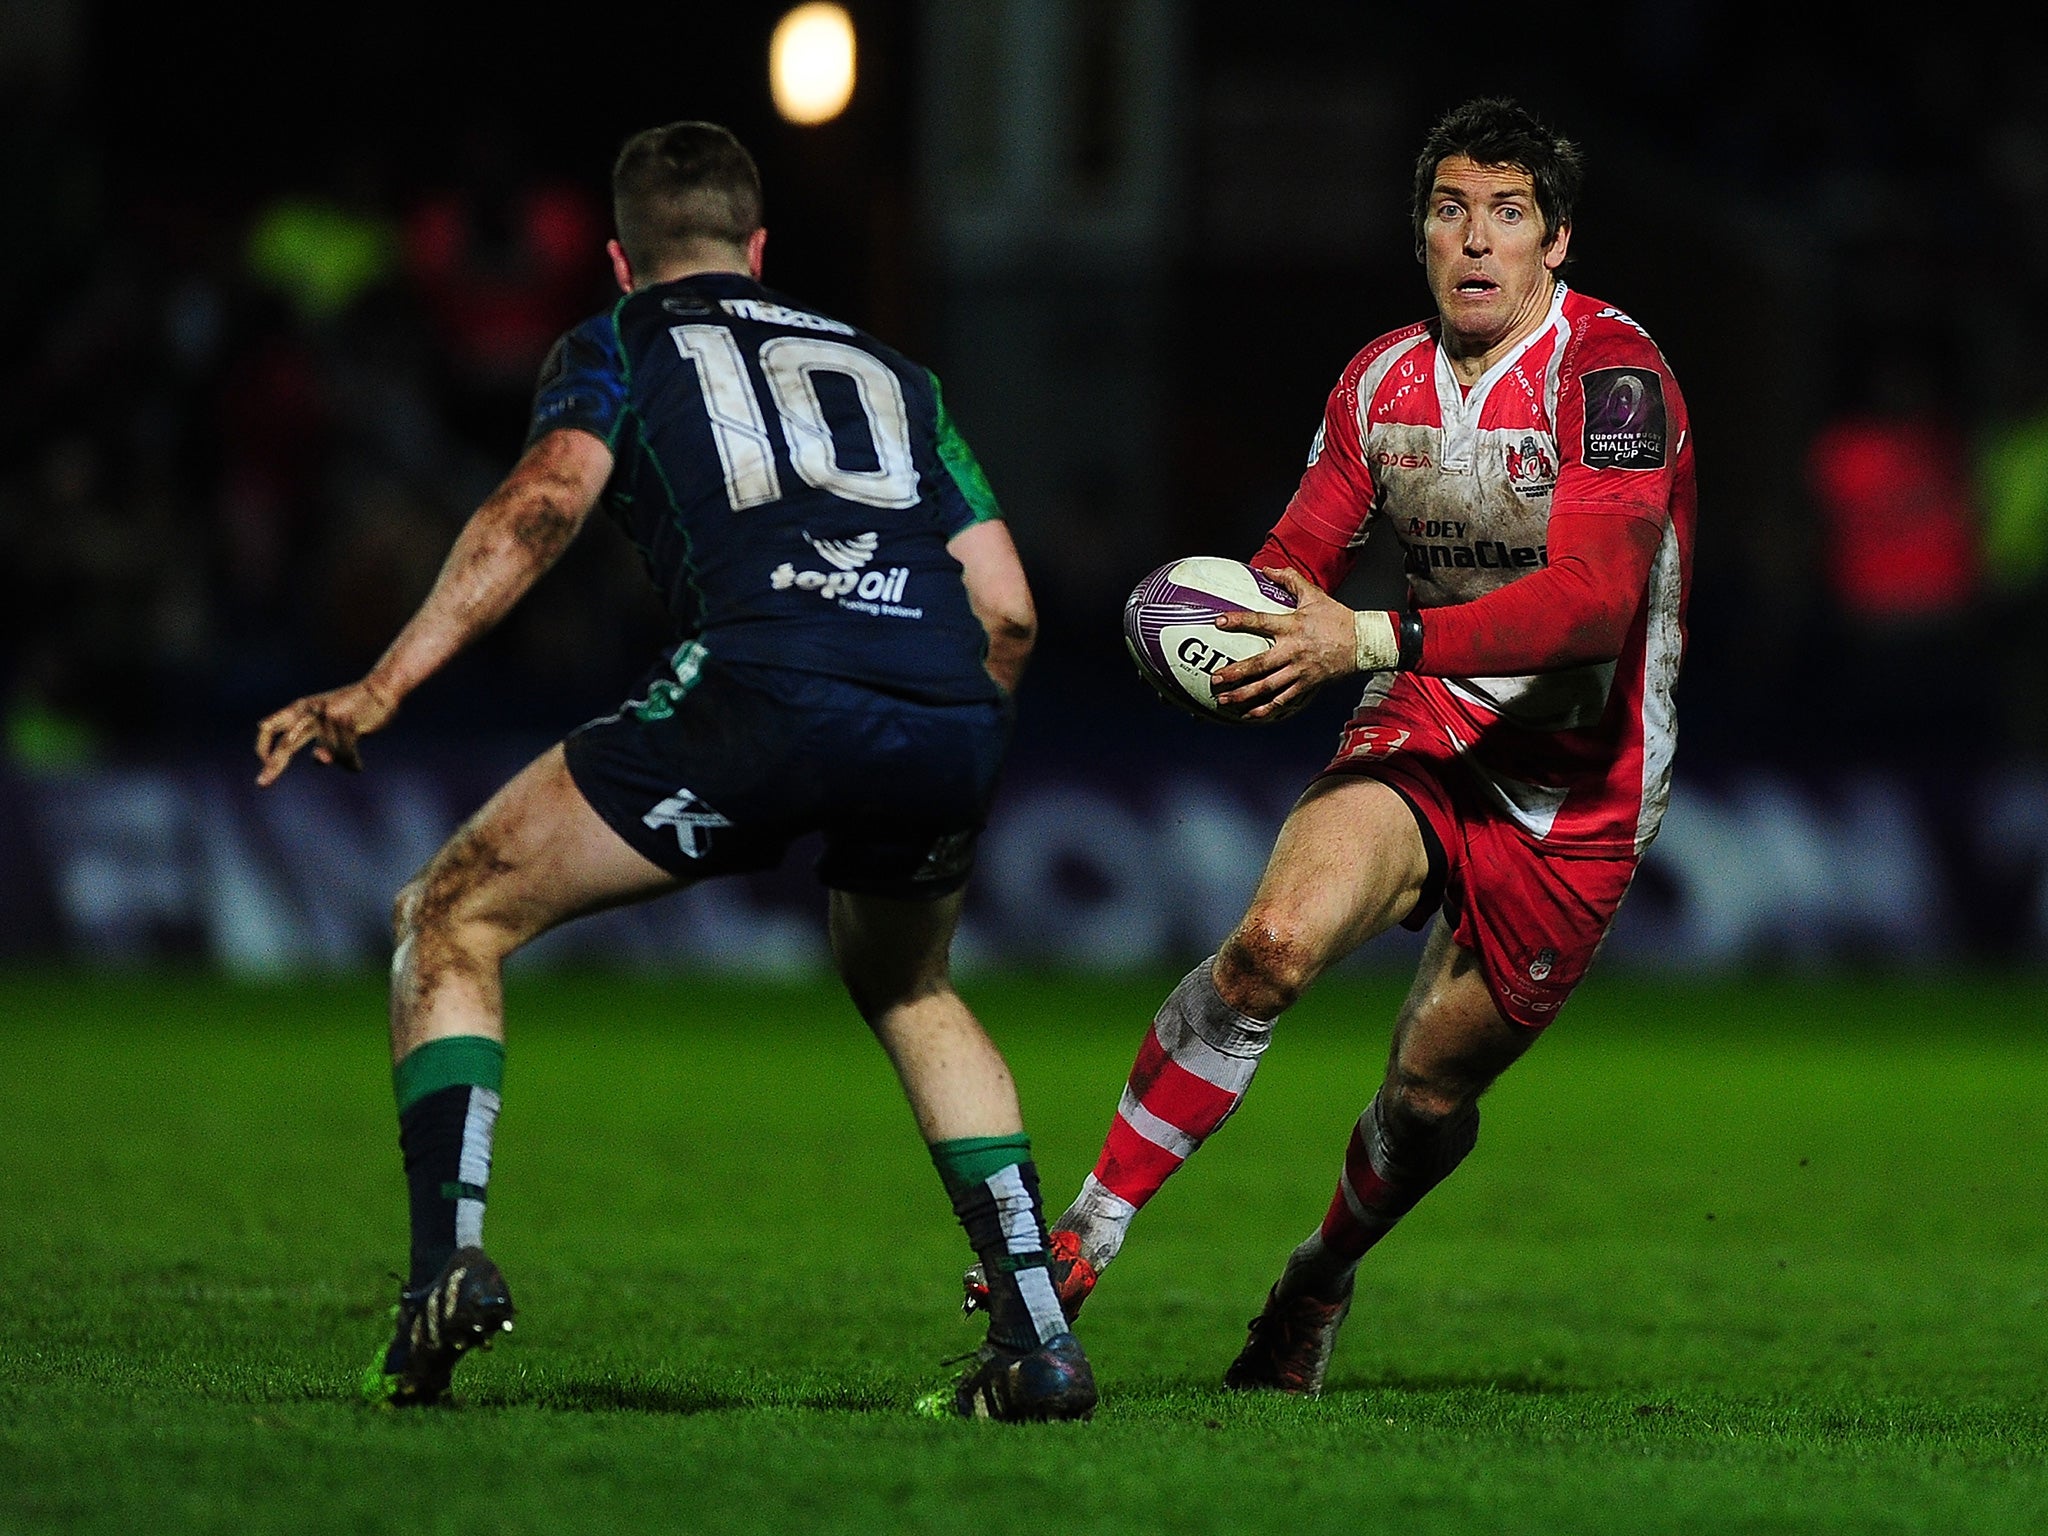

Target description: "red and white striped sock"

left=1055, top=956, right=1272, bottom=1272
left=1291, top=1091, right=1479, bottom=1289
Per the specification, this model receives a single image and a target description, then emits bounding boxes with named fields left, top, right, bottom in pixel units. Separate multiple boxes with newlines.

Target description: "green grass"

left=3, top=965, right=2047, bottom=1534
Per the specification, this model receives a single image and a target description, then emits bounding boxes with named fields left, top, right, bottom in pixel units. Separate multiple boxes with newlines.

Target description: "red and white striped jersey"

left=1283, top=282, right=1695, bottom=856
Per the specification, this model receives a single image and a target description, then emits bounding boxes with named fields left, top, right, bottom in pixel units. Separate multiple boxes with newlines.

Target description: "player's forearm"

left=1410, top=511, right=1661, bottom=676
left=950, top=519, right=1037, bottom=695
left=366, top=483, right=588, bottom=702
left=980, top=613, right=1036, bottom=695
left=971, top=581, right=1037, bottom=694
left=1412, top=566, right=1630, bottom=675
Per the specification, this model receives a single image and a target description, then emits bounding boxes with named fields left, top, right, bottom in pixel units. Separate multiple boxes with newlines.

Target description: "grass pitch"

left=3, top=964, right=2047, bottom=1534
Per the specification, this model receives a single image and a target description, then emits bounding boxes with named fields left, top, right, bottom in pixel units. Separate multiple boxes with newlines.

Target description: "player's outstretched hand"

left=254, top=679, right=398, bottom=787
left=1212, top=566, right=1357, bottom=721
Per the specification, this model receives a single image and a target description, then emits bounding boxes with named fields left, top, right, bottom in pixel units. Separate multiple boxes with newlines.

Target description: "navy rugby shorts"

left=562, top=652, right=1010, bottom=900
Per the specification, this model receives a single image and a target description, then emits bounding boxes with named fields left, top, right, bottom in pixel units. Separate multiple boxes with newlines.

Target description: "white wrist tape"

left=1352, top=609, right=1400, bottom=673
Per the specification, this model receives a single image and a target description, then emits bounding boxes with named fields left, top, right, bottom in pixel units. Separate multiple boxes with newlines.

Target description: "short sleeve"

left=926, top=370, right=1002, bottom=536
left=527, top=313, right=628, bottom=448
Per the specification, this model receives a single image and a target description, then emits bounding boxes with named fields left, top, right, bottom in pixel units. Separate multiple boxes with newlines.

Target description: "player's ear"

left=1543, top=222, right=1571, bottom=272
left=607, top=239, right=634, bottom=293
left=746, top=227, right=767, bottom=280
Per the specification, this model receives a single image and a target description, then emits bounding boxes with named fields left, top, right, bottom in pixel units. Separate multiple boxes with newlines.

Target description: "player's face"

left=1422, top=156, right=1570, bottom=363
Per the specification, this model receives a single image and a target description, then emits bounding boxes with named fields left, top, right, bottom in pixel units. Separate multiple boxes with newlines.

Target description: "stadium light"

left=770, top=4, right=857, bottom=126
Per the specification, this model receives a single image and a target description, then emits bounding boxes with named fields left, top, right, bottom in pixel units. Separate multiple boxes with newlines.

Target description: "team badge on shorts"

left=1528, top=947, right=1557, bottom=982
left=642, top=788, right=732, bottom=859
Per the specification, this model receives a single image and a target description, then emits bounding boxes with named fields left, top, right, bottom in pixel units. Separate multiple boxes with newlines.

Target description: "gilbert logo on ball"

left=1123, top=556, right=1297, bottom=722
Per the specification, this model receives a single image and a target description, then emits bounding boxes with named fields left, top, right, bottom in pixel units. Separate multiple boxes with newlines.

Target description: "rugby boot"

left=1221, top=1271, right=1354, bottom=1396
left=949, top=1331, right=1098, bottom=1422
left=361, top=1246, right=515, bottom=1407
left=961, top=1227, right=1097, bottom=1322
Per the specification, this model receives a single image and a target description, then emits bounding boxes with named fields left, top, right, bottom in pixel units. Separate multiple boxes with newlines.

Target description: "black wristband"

left=1396, top=612, right=1425, bottom=671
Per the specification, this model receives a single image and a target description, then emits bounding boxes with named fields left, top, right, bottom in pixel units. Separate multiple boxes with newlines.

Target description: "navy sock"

left=932, top=1136, right=1067, bottom=1352
left=393, top=1037, right=504, bottom=1291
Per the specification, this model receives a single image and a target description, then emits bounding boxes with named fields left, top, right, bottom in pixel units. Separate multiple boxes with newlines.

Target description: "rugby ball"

left=1123, top=556, right=1297, bottom=722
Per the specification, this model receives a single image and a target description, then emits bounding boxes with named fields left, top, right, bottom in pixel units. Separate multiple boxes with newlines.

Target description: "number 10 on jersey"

left=671, top=325, right=922, bottom=512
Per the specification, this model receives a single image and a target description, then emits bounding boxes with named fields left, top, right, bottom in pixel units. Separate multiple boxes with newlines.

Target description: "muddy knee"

left=392, top=864, right=472, bottom=953
left=392, top=833, right=522, bottom=964
left=391, top=875, right=429, bottom=949
left=1214, top=914, right=1321, bottom=1018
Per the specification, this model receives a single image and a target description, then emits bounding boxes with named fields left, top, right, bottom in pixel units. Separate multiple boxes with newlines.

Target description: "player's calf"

left=1052, top=957, right=1274, bottom=1279
left=1310, top=1089, right=1479, bottom=1268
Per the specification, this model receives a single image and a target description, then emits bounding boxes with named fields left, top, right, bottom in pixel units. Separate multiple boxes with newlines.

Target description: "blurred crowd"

left=1655, top=29, right=2048, bottom=771
left=4, top=13, right=2047, bottom=778
left=0, top=114, right=673, bottom=768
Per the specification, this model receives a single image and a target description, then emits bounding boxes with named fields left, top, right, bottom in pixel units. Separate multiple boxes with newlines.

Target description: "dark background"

left=3, top=0, right=2039, bottom=783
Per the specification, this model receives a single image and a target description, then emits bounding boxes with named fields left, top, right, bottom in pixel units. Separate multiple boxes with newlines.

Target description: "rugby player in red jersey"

left=968, top=96, right=1695, bottom=1394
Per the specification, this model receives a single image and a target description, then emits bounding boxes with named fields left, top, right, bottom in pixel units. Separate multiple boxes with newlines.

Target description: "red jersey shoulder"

left=1286, top=322, right=1432, bottom=546
left=1337, top=319, right=1434, bottom=426
left=1561, top=292, right=1674, bottom=375
left=1307, top=320, right=1433, bottom=462
left=1558, top=292, right=1683, bottom=473
left=1335, top=319, right=1433, bottom=397
left=1344, top=317, right=1434, bottom=377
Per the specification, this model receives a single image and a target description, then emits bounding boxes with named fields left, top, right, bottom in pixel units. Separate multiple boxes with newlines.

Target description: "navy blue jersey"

left=528, top=272, right=1004, bottom=704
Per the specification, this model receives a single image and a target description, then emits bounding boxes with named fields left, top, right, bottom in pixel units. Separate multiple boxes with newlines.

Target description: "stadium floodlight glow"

left=770, top=4, right=856, bottom=126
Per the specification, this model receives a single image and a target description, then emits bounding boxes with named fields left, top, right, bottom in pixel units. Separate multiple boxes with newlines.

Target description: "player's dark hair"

left=1411, top=97, right=1582, bottom=257
left=612, top=120, right=764, bottom=273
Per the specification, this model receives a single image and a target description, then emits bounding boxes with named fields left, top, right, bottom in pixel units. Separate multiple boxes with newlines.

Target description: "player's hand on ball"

left=1213, top=567, right=1359, bottom=720
left=254, top=679, right=399, bottom=786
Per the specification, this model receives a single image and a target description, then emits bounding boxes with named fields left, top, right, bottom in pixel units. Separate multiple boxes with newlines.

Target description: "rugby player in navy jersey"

left=255, top=121, right=1094, bottom=1421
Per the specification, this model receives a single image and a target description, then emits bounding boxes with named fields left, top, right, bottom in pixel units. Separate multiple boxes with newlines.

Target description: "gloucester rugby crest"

left=1504, top=433, right=1557, bottom=496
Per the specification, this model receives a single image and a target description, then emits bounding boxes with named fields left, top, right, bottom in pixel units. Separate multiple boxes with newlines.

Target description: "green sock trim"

left=929, top=1134, right=1033, bottom=1199
left=393, top=1036, right=505, bottom=1113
